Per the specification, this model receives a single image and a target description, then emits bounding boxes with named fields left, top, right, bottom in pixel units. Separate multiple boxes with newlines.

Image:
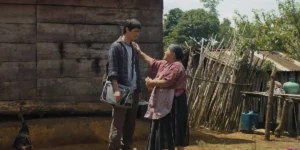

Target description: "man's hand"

left=111, top=80, right=121, bottom=102
left=114, top=90, right=121, bottom=102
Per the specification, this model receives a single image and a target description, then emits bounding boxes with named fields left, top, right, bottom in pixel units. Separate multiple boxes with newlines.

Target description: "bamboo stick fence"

left=186, top=39, right=267, bottom=132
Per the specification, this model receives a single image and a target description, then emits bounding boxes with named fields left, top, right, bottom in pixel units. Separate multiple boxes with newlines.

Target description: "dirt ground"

left=0, top=116, right=299, bottom=150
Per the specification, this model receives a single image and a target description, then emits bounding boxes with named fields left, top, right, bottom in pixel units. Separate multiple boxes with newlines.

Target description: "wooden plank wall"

left=0, top=0, right=163, bottom=102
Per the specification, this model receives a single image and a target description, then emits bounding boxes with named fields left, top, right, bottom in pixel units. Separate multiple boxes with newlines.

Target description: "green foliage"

left=163, top=8, right=184, bottom=36
left=234, top=0, right=300, bottom=61
left=261, top=60, right=274, bottom=71
left=232, top=12, right=255, bottom=58
left=200, top=0, right=223, bottom=16
left=277, top=0, right=300, bottom=59
left=218, top=18, right=234, bottom=46
left=164, top=9, right=220, bottom=48
left=163, top=0, right=300, bottom=62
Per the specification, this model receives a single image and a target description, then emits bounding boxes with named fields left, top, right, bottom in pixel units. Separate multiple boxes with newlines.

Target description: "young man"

left=107, top=19, right=142, bottom=150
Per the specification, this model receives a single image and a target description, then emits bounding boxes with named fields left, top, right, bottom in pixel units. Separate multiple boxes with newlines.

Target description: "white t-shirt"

left=123, top=42, right=137, bottom=90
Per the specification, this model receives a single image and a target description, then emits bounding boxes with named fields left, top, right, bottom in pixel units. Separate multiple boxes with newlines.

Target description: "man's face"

left=126, top=27, right=140, bottom=41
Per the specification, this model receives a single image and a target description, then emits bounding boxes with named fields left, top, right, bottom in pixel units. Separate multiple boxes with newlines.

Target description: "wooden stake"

left=265, top=66, right=276, bottom=141
left=186, top=36, right=263, bottom=131
left=186, top=46, right=195, bottom=93
left=186, top=45, right=194, bottom=76
left=275, top=98, right=289, bottom=138
left=277, top=97, right=284, bottom=124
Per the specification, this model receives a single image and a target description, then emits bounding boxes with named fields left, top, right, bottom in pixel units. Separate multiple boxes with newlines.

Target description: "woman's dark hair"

left=169, top=44, right=184, bottom=60
left=123, top=19, right=142, bottom=34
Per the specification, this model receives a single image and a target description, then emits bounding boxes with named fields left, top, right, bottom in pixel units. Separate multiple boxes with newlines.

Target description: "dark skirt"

left=146, top=92, right=189, bottom=150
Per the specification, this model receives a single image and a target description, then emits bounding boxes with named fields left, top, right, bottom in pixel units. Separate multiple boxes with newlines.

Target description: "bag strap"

left=118, top=42, right=124, bottom=54
left=130, top=42, right=135, bottom=80
left=104, top=42, right=125, bottom=81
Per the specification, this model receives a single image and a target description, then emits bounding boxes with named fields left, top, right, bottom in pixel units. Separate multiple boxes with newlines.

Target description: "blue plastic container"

left=240, top=111, right=259, bottom=132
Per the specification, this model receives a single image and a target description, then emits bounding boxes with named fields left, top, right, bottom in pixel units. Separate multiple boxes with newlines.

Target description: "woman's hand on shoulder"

left=132, top=42, right=142, bottom=55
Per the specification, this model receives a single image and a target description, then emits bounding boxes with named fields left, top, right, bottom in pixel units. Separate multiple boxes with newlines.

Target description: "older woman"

left=134, top=43, right=189, bottom=150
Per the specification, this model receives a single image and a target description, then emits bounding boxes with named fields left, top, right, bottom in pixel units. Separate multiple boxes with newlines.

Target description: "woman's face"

left=163, top=48, right=175, bottom=62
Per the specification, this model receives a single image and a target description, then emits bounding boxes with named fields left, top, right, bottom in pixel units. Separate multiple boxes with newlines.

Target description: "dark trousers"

left=109, top=91, right=139, bottom=150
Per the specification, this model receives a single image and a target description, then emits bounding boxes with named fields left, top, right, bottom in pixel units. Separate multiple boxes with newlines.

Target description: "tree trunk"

left=265, top=66, right=276, bottom=141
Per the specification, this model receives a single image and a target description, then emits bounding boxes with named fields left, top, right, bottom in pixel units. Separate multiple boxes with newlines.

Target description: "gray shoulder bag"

left=100, top=42, right=135, bottom=108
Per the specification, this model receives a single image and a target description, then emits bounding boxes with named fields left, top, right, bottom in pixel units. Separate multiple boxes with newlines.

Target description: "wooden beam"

left=37, top=95, right=102, bottom=102
left=0, top=62, right=36, bottom=82
left=0, top=81, right=36, bottom=101
left=37, top=23, right=162, bottom=43
left=37, top=78, right=102, bottom=97
left=0, top=101, right=111, bottom=115
left=274, top=94, right=300, bottom=98
left=277, top=97, right=284, bottom=124
left=265, top=66, right=276, bottom=141
left=0, top=43, right=36, bottom=62
left=0, top=4, right=36, bottom=23
left=241, top=91, right=267, bottom=95
left=37, top=23, right=121, bottom=43
left=37, top=0, right=163, bottom=10
left=37, top=42, right=163, bottom=60
left=241, top=91, right=300, bottom=100
left=37, top=5, right=162, bottom=26
left=0, top=23, right=36, bottom=43
left=0, top=0, right=36, bottom=4
left=37, top=59, right=106, bottom=78
left=37, top=42, right=110, bottom=60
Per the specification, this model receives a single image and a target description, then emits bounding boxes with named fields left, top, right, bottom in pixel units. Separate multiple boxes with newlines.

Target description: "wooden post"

left=275, top=98, right=289, bottom=138
left=242, top=94, right=247, bottom=112
left=0, top=101, right=112, bottom=115
left=277, top=97, right=284, bottom=124
left=186, top=47, right=194, bottom=92
left=186, top=46, right=194, bottom=76
left=265, top=66, right=276, bottom=141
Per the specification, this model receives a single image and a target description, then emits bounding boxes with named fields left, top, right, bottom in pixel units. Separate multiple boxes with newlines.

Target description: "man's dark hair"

left=123, top=19, right=141, bottom=34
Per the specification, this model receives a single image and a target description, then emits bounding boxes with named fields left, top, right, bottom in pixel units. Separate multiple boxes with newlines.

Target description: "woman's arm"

left=146, top=78, right=170, bottom=88
left=133, top=42, right=154, bottom=65
left=146, top=64, right=180, bottom=89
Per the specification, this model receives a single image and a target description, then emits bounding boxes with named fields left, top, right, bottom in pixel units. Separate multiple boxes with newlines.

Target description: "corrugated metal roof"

left=206, top=51, right=240, bottom=68
left=254, top=51, right=300, bottom=71
left=205, top=50, right=300, bottom=71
